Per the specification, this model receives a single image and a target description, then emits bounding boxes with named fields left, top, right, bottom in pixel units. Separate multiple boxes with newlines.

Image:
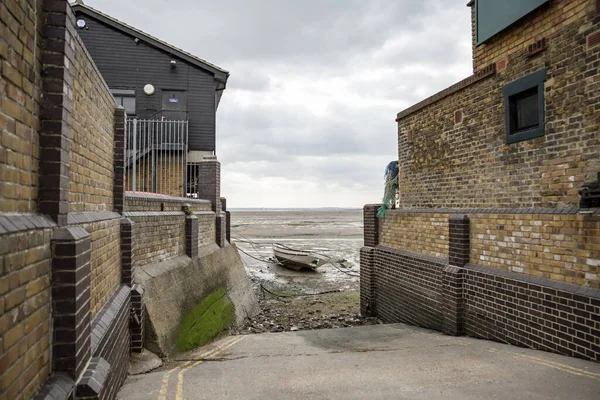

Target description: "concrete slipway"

left=117, top=323, right=600, bottom=399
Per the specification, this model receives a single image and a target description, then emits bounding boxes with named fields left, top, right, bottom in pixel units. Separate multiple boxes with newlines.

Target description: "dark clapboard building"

left=72, top=1, right=229, bottom=196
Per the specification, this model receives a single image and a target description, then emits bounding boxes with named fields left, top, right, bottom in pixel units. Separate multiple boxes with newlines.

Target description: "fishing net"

left=377, top=161, right=399, bottom=219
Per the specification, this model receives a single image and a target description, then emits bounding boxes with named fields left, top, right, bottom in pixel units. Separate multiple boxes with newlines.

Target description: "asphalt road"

left=118, top=323, right=600, bottom=400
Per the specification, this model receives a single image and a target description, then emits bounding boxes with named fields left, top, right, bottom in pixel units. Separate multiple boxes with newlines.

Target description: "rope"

left=259, top=284, right=342, bottom=299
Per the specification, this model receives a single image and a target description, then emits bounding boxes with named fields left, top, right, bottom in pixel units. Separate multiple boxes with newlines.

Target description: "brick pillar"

left=51, top=227, right=92, bottom=379
left=197, top=156, right=221, bottom=212
left=221, top=197, right=231, bottom=243
left=360, top=204, right=381, bottom=317
left=120, top=218, right=134, bottom=285
left=360, top=247, right=376, bottom=317
left=449, top=215, right=470, bottom=267
left=363, top=204, right=381, bottom=247
left=39, top=0, right=76, bottom=225
left=186, top=215, right=199, bottom=258
left=114, top=107, right=127, bottom=213
left=216, top=213, right=226, bottom=248
left=442, top=215, right=470, bottom=336
left=130, top=285, right=145, bottom=353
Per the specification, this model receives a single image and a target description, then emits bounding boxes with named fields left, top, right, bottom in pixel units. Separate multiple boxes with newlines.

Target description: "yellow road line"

left=516, top=353, right=600, bottom=380
left=158, top=361, right=191, bottom=400
left=175, top=336, right=245, bottom=400
left=489, top=348, right=600, bottom=380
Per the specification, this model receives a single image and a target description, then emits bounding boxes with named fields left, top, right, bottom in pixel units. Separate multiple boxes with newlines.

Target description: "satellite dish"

left=143, top=84, right=155, bottom=96
left=76, top=19, right=86, bottom=29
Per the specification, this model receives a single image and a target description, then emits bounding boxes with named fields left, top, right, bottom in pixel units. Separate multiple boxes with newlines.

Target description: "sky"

left=83, top=0, right=473, bottom=208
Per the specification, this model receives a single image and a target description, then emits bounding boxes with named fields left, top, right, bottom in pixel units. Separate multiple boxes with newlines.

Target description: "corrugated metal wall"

left=75, top=15, right=217, bottom=151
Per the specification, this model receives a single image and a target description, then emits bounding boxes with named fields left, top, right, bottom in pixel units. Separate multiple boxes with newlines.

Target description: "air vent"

left=527, top=38, right=547, bottom=57
left=588, top=31, right=600, bottom=50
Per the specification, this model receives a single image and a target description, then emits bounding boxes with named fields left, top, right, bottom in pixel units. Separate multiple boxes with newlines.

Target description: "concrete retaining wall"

left=136, top=244, right=259, bottom=357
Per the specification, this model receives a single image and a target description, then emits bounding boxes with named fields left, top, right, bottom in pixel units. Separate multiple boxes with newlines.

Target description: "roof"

left=71, top=1, right=229, bottom=83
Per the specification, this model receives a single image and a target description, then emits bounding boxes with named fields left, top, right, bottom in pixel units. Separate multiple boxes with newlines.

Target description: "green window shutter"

left=476, top=0, right=550, bottom=45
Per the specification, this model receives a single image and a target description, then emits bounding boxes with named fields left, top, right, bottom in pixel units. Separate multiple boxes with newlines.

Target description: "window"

left=110, top=88, right=136, bottom=115
left=502, top=69, right=546, bottom=144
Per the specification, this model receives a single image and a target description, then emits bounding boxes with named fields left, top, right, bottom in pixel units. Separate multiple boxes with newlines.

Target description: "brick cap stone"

left=186, top=215, right=198, bottom=220
left=76, top=357, right=110, bottom=397
left=120, top=217, right=134, bottom=226
left=51, top=226, right=90, bottom=241
left=131, top=283, right=145, bottom=296
left=34, top=373, right=75, bottom=400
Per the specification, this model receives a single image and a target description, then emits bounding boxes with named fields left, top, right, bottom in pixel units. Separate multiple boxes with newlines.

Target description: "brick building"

left=362, top=0, right=600, bottom=361
left=0, top=1, right=230, bottom=399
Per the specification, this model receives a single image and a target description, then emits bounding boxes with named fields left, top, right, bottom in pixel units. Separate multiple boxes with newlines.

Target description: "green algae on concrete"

left=176, top=288, right=235, bottom=352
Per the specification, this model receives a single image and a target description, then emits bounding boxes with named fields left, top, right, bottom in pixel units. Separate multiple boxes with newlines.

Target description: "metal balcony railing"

left=125, top=118, right=188, bottom=197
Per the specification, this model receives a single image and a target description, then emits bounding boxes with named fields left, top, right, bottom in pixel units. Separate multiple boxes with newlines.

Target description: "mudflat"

left=230, top=210, right=375, bottom=333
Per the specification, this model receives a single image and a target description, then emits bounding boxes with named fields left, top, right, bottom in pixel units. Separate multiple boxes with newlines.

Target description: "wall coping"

left=385, top=207, right=600, bottom=215
left=123, top=211, right=186, bottom=217
left=395, top=63, right=497, bottom=121
left=465, top=263, right=600, bottom=299
left=0, top=214, right=57, bottom=235
left=67, top=211, right=121, bottom=225
left=376, top=245, right=448, bottom=266
left=125, top=192, right=211, bottom=205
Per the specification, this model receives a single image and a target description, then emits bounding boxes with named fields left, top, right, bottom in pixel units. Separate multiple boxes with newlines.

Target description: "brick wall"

left=373, top=247, right=446, bottom=330
left=0, top=0, right=43, bottom=213
left=0, top=226, right=53, bottom=400
left=472, top=213, right=600, bottom=288
left=464, top=264, right=600, bottom=361
left=361, top=209, right=600, bottom=362
left=397, top=7, right=600, bottom=209
left=471, top=0, right=595, bottom=72
left=197, top=212, right=216, bottom=245
left=69, top=35, right=115, bottom=212
left=127, top=213, right=185, bottom=268
left=79, top=219, right=121, bottom=318
left=379, top=212, right=449, bottom=258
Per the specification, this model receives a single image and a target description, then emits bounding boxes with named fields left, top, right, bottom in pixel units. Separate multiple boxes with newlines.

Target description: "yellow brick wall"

left=0, top=228, right=52, bottom=400
left=397, top=9, right=600, bottom=209
left=0, top=0, right=43, bottom=213
left=131, top=215, right=186, bottom=267
left=197, top=213, right=216, bottom=245
left=472, top=0, right=595, bottom=71
left=80, top=219, right=121, bottom=318
left=379, top=212, right=450, bottom=259
left=472, top=213, right=600, bottom=288
left=69, top=35, right=116, bottom=212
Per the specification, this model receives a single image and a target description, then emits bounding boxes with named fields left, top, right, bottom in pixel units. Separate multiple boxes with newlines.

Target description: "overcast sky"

left=84, top=0, right=473, bottom=208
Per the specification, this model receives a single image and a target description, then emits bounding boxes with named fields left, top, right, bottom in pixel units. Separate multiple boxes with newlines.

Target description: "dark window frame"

left=502, top=68, right=547, bottom=144
left=110, top=88, right=137, bottom=116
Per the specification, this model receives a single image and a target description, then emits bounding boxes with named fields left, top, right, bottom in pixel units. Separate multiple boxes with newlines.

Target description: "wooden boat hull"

left=273, top=244, right=324, bottom=271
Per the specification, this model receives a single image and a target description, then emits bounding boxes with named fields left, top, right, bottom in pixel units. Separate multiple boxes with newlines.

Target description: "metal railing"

left=186, top=162, right=201, bottom=198
left=125, top=118, right=188, bottom=197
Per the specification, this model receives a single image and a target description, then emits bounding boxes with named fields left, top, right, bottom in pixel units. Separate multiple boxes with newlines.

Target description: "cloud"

left=84, top=0, right=473, bottom=207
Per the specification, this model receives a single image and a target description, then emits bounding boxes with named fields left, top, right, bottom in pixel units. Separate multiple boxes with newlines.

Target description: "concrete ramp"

left=135, top=243, right=259, bottom=357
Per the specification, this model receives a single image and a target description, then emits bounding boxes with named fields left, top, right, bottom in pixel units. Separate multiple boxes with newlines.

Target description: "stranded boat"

left=273, top=243, right=326, bottom=271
